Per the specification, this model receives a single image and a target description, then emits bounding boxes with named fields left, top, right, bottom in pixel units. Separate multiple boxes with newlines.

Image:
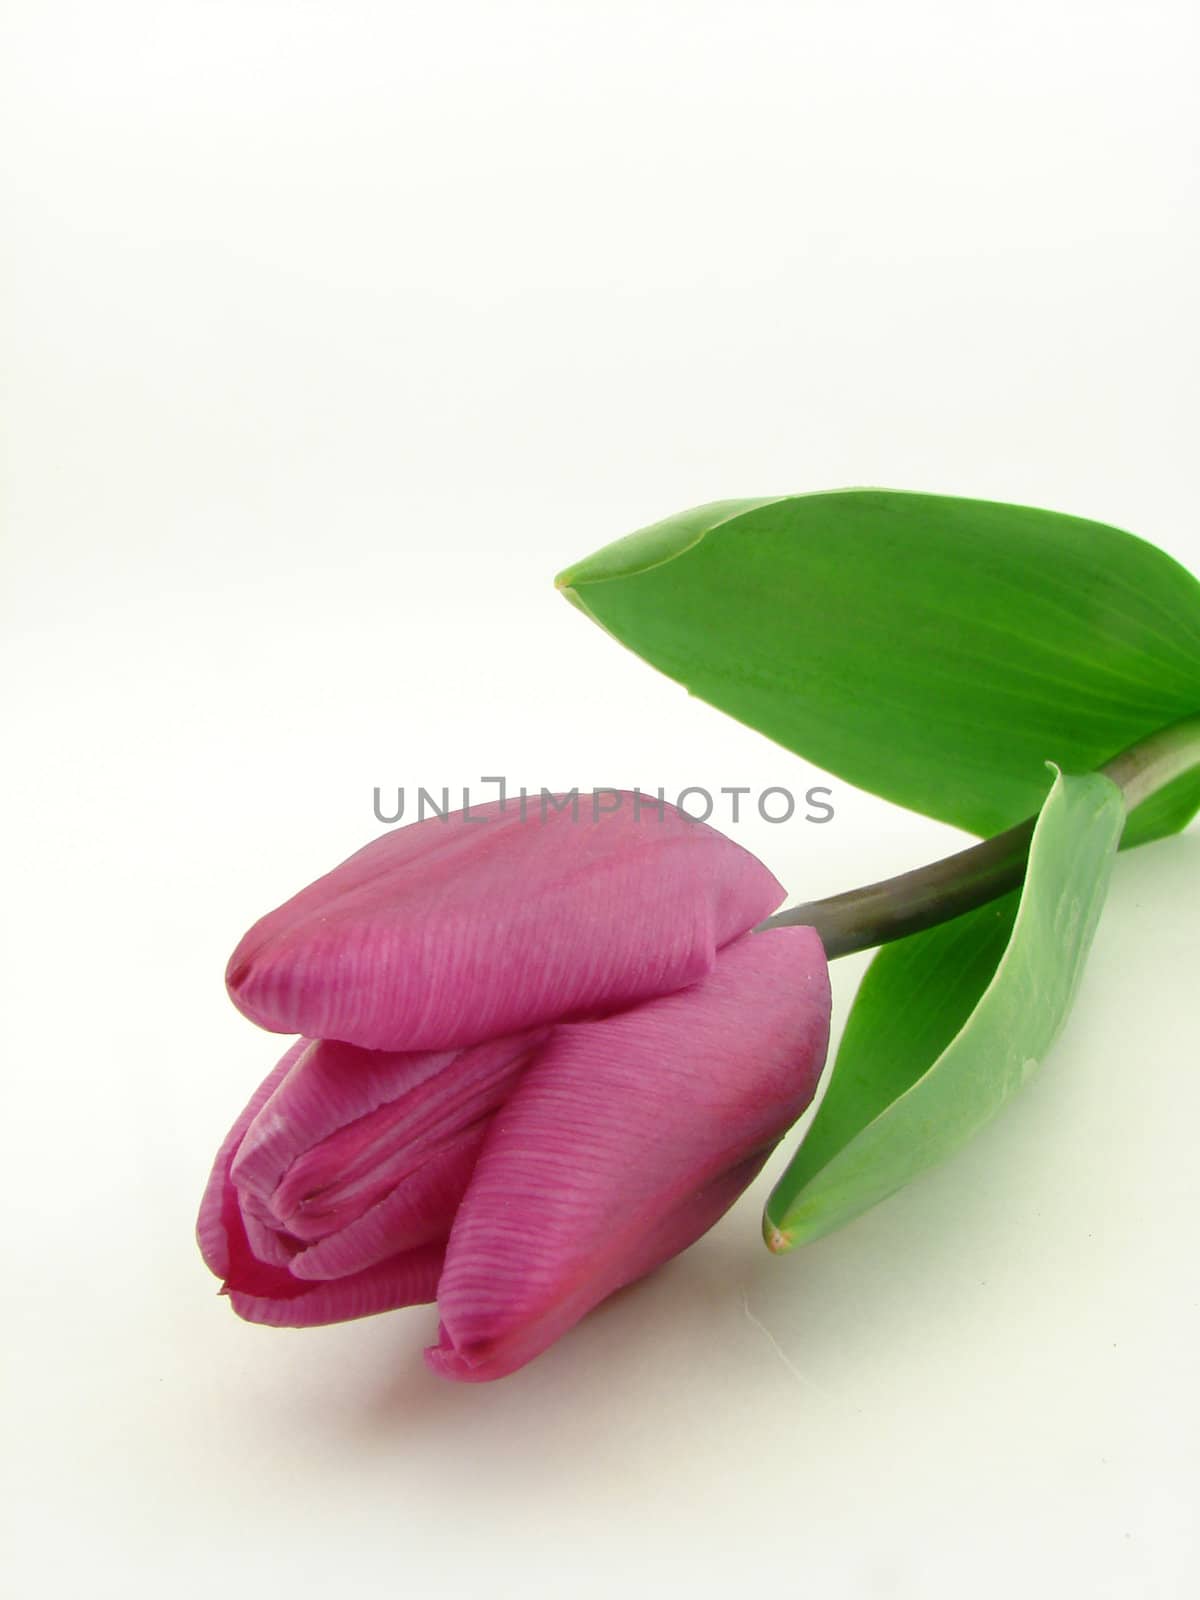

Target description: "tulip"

left=199, top=794, right=831, bottom=1380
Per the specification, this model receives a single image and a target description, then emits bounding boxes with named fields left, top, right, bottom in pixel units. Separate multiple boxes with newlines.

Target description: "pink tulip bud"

left=200, top=795, right=831, bottom=1379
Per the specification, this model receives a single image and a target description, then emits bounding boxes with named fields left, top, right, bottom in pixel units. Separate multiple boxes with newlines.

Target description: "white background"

left=4, top=3, right=1198, bottom=1596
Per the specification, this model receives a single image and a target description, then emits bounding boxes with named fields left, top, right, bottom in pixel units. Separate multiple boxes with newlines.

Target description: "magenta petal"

left=226, top=794, right=785, bottom=1050
left=228, top=1040, right=456, bottom=1210
left=240, top=1207, right=304, bottom=1270
left=231, top=1030, right=545, bottom=1243
left=428, top=926, right=831, bottom=1382
left=425, top=1155, right=764, bottom=1383
left=288, top=1123, right=487, bottom=1281
left=227, top=1241, right=444, bottom=1328
left=198, top=1041, right=454, bottom=1326
left=197, top=1040, right=308, bottom=1283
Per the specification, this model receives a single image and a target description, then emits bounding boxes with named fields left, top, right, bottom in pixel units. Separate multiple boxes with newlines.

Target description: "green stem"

left=761, top=714, right=1200, bottom=959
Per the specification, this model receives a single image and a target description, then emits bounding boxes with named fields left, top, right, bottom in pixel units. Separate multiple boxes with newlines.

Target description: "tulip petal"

left=227, top=1040, right=455, bottom=1207
left=288, top=1122, right=488, bottom=1281
left=231, top=1030, right=546, bottom=1244
left=226, top=794, right=785, bottom=1050
left=198, top=1041, right=450, bottom=1326
left=240, top=1207, right=304, bottom=1270
left=425, top=1154, right=764, bottom=1382
left=227, top=1241, right=444, bottom=1328
left=197, top=1041, right=307, bottom=1284
left=428, top=926, right=830, bottom=1381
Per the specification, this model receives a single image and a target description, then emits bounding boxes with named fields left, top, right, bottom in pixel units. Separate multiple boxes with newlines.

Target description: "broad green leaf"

left=557, top=490, right=1200, bottom=842
left=763, top=767, right=1124, bottom=1249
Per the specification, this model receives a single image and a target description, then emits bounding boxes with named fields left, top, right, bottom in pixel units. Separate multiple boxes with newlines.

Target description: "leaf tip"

left=763, top=1215, right=795, bottom=1255
left=553, top=570, right=586, bottom=611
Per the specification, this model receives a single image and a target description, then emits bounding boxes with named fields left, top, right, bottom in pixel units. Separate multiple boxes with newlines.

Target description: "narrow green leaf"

left=1117, top=764, right=1200, bottom=849
left=557, top=490, right=1200, bottom=842
left=763, top=767, right=1125, bottom=1249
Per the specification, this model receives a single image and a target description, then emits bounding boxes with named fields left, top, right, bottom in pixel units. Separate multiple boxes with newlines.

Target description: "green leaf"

left=1118, top=764, right=1200, bottom=849
left=557, top=490, right=1200, bottom=842
left=763, top=767, right=1125, bottom=1249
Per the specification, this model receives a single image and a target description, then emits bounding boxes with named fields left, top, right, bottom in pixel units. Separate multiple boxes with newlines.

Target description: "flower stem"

left=760, top=714, right=1200, bottom=959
